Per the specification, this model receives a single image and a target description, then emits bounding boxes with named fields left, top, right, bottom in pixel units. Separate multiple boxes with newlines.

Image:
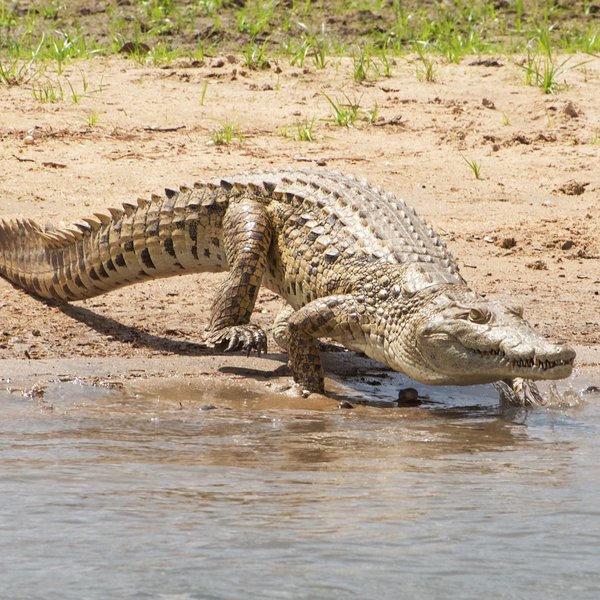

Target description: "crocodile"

left=0, top=169, right=575, bottom=401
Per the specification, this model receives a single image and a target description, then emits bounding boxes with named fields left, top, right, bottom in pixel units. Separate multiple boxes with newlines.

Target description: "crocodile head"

left=387, top=285, right=575, bottom=386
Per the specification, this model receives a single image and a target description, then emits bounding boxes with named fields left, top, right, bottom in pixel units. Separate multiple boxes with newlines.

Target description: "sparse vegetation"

left=378, top=48, right=392, bottom=78
left=29, top=71, right=103, bottom=104
left=323, top=93, right=361, bottom=128
left=0, top=36, right=44, bottom=86
left=86, top=111, right=99, bottom=127
left=414, top=43, right=436, bottom=82
left=461, top=155, right=482, bottom=180
left=322, top=93, right=383, bottom=127
left=352, top=44, right=393, bottom=83
left=243, top=40, right=270, bottom=70
left=210, top=121, right=243, bottom=146
left=363, top=104, right=380, bottom=125
left=290, top=32, right=328, bottom=68
left=0, top=1, right=598, bottom=100
left=31, top=77, right=63, bottom=103
left=199, top=81, right=208, bottom=106
left=0, top=55, right=34, bottom=86
left=1, top=1, right=598, bottom=70
left=352, top=45, right=373, bottom=83
left=295, top=117, right=316, bottom=142
left=518, top=26, right=597, bottom=94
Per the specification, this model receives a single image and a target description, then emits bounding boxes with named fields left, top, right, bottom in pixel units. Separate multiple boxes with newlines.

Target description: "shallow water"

left=1, top=375, right=599, bottom=600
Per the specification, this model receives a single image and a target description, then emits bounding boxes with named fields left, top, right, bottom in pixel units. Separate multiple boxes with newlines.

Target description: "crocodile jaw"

left=415, top=332, right=575, bottom=385
left=386, top=289, right=576, bottom=386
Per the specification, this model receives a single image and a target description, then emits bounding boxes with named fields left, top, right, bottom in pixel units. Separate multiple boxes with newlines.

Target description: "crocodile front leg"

left=272, top=302, right=296, bottom=351
left=206, top=197, right=272, bottom=355
left=273, top=301, right=347, bottom=354
left=287, top=295, right=363, bottom=394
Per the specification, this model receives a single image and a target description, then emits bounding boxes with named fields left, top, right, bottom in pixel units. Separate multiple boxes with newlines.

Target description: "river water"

left=1, top=373, right=599, bottom=600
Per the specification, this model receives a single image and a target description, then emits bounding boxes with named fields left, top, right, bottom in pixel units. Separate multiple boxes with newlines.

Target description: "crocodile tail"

left=0, top=185, right=226, bottom=302
left=0, top=217, right=54, bottom=298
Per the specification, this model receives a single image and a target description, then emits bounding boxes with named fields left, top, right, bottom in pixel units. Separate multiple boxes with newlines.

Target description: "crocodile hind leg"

left=206, top=197, right=272, bottom=355
left=287, top=294, right=363, bottom=394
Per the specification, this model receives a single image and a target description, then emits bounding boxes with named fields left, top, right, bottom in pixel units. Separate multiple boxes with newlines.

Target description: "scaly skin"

left=0, top=169, right=575, bottom=400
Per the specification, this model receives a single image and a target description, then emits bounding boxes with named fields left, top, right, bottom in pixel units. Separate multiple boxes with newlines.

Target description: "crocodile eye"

left=468, top=308, right=491, bottom=324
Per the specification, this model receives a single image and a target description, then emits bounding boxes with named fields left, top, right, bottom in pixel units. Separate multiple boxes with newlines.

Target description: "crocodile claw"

left=208, top=324, right=268, bottom=356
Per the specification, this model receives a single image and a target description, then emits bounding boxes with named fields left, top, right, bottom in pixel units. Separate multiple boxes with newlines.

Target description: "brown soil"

left=1, top=55, right=599, bottom=384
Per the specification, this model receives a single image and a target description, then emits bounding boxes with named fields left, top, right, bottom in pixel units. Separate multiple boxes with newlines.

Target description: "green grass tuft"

left=243, top=40, right=270, bottom=70
left=323, top=93, right=361, bottom=128
left=518, top=27, right=596, bottom=94
left=461, top=154, right=482, bottom=180
left=86, top=111, right=99, bottom=127
left=210, top=121, right=243, bottom=145
left=295, top=117, right=316, bottom=141
left=414, top=43, right=436, bottom=82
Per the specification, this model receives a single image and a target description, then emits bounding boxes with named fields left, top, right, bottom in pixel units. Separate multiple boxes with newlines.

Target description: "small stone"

left=199, top=404, right=217, bottom=411
left=23, top=135, right=35, bottom=145
left=512, top=133, right=530, bottom=145
left=482, top=97, right=496, bottom=109
left=119, top=41, right=150, bottom=55
left=527, top=259, right=548, bottom=270
left=469, top=58, right=502, bottom=67
left=561, top=240, right=574, bottom=250
left=397, top=387, right=420, bottom=406
left=338, top=400, right=354, bottom=409
left=563, top=101, right=579, bottom=118
left=557, top=180, right=589, bottom=196
left=499, top=237, right=516, bottom=249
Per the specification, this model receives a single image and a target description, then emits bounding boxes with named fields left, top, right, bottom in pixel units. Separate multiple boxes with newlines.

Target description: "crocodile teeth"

left=471, top=347, right=574, bottom=372
left=507, top=356, right=574, bottom=371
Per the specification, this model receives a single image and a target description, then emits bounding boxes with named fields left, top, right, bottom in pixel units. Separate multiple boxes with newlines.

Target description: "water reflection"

left=1, top=378, right=599, bottom=600
left=0, top=378, right=581, bottom=472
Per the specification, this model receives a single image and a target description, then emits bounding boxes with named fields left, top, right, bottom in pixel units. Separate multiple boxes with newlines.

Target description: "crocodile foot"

left=208, top=324, right=268, bottom=356
left=494, top=377, right=547, bottom=407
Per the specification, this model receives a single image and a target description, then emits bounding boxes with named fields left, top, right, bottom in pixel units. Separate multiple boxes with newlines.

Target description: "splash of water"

left=493, top=377, right=584, bottom=408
